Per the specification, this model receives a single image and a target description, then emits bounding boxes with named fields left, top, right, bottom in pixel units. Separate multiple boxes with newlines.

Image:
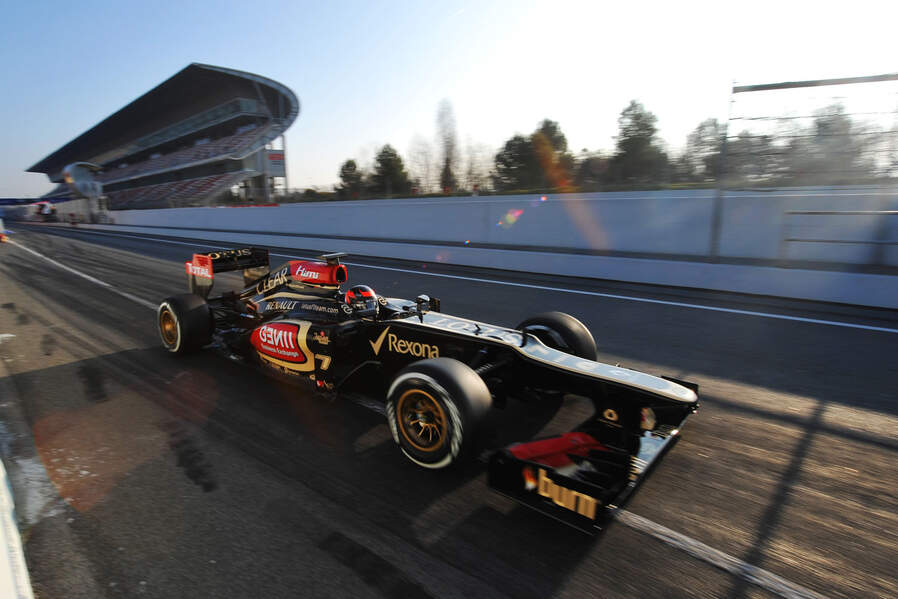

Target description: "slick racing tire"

left=386, top=358, right=492, bottom=470
left=157, top=294, right=213, bottom=354
left=516, top=311, right=597, bottom=360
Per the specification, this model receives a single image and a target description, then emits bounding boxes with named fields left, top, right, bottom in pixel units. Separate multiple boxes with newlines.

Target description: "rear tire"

left=157, top=294, right=212, bottom=354
left=386, top=358, right=492, bottom=469
left=516, top=311, right=596, bottom=360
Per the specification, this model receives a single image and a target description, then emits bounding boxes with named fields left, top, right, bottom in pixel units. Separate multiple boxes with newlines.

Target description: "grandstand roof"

left=27, top=63, right=299, bottom=176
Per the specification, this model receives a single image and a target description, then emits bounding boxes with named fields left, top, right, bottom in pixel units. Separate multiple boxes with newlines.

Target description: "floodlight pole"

left=282, top=134, right=288, bottom=195
left=709, top=83, right=736, bottom=261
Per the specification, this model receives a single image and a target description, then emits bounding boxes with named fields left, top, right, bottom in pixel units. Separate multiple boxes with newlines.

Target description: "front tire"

left=516, top=311, right=596, bottom=359
left=157, top=294, right=212, bottom=354
left=386, top=358, right=492, bottom=469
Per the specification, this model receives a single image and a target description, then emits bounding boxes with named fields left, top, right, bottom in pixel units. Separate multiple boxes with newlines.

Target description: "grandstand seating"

left=98, top=126, right=268, bottom=185
left=29, top=63, right=298, bottom=213
left=42, top=184, right=72, bottom=199
left=105, top=171, right=257, bottom=209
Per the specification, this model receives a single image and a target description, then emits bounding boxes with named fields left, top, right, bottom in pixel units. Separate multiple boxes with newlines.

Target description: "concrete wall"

left=719, top=186, right=898, bottom=264
left=16, top=188, right=898, bottom=308
left=92, top=187, right=897, bottom=264
left=102, top=191, right=718, bottom=256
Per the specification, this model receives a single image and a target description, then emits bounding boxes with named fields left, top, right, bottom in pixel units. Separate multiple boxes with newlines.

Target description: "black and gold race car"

left=157, top=247, right=698, bottom=532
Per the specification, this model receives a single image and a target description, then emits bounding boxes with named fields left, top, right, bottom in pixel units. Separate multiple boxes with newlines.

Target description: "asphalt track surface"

left=1, top=223, right=897, bottom=599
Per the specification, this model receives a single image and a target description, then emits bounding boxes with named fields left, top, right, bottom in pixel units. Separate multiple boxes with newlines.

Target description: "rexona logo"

left=369, top=327, right=439, bottom=358
left=250, top=323, right=307, bottom=363
left=523, top=467, right=598, bottom=520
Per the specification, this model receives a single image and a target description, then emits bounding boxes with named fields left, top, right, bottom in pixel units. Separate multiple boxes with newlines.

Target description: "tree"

left=463, top=140, right=493, bottom=192
left=726, top=130, right=779, bottom=184
left=439, top=161, right=457, bottom=193
left=337, top=159, right=363, bottom=199
left=574, top=151, right=610, bottom=191
left=535, top=119, right=568, bottom=154
left=408, top=136, right=435, bottom=193
left=532, top=119, right=575, bottom=190
left=492, top=134, right=540, bottom=191
left=369, top=144, right=411, bottom=196
left=781, top=104, right=877, bottom=184
left=681, top=118, right=724, bottom=181
left=608, top=100, right=670, bottom=184
left=492, top=119, right=575, bottom=191
left=437, top=100, right=459, bottom=192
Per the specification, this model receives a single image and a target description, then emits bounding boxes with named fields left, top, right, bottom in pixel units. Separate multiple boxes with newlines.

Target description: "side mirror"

left=415, top=295, right=430, bottom=322
left=415, top=295, right=441, bottom=312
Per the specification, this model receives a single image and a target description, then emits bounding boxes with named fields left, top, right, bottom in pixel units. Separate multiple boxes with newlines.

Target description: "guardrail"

left=779, top=210, right=898, bottom=264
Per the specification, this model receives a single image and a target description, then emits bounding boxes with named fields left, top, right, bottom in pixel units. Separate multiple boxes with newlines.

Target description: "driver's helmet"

left=345, top=285, right=378, bottom=317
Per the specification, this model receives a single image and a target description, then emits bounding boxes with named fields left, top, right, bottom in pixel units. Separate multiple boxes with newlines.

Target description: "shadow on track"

left=3, top=343, right=604, bottom=598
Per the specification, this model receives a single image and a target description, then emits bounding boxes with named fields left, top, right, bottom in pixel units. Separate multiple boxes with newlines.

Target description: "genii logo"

left=251, top=323, right=307, bottom=363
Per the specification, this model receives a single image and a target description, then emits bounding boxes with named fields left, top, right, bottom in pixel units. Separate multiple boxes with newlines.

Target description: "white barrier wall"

left=104, top=191, right=716, bottom=255
left=14, top=188, right=898, bottom=308
left=719, top=187, right=898, bottom=264
left=98, top=187, right=897, bottom=265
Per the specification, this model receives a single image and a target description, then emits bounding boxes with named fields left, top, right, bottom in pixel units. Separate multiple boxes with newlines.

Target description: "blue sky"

left=3, top=0, right=897, bottom=196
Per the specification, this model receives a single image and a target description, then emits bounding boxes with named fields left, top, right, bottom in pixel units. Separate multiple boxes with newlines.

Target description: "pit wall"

left=39, top=188, right=898, bottom=309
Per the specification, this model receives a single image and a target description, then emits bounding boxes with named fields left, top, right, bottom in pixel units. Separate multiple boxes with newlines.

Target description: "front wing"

left=488, top=390, right=696, bottom=533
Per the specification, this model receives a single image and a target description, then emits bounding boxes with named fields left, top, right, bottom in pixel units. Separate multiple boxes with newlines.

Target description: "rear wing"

left=488, top=379, right=698, bottom=533
left=186, top=247, right=269, bottom=298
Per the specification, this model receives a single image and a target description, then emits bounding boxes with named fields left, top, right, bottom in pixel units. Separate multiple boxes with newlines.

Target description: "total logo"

left=186, top=263, right=212, bottom=279
left=369, top=327, right=439, bottom=358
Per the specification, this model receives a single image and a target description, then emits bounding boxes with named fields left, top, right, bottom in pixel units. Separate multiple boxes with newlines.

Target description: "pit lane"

left=1, top=224, right=896, bottom=598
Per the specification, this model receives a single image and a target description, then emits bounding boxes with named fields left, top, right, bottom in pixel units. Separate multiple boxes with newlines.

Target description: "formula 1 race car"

left=157, top=248, right=698, bottom=531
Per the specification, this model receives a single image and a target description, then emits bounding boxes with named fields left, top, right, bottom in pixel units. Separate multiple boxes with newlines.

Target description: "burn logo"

left=522, top=467, right=598, bottom=520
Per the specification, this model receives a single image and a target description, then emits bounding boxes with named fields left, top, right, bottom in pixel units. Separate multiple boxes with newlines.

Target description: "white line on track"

left=32, top=226, right=898, bottom=334
left=8, top=239, right=156, bottom=310
left=615, top=511, right=829, bottom=599
left=322, top=259, right=898, bottom=335
left=8, top=232, right=834, bottom=599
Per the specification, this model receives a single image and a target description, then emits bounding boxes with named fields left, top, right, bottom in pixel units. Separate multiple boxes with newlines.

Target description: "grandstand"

left=27, top=63, right=298, bottom=210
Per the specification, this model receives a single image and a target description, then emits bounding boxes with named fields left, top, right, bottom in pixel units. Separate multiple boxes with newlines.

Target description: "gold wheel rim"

left=160, top=309, right=178, bottom=345
left=397, top=389, right=447, bottom=453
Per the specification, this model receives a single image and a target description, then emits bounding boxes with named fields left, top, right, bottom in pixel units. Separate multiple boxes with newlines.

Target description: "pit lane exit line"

left=34, top=226, right=898, bottom=335
left=325, top=259, right=898, bottom=335
left=614, top=511, right=829, bottom=599
left=8, top=239, right=156, bottom=309
left=7, top=235, right=833, bottom=599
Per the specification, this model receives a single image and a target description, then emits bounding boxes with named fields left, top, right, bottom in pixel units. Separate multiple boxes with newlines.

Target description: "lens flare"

left=497, top=208, right=524, bottom=229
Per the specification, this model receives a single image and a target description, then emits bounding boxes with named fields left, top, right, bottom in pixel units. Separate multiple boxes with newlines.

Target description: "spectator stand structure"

left=27, top=63, right=299, bottom=212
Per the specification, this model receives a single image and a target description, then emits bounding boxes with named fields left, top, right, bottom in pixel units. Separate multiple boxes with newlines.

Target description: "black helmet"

left=345, top=285, right=378, bottom=317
